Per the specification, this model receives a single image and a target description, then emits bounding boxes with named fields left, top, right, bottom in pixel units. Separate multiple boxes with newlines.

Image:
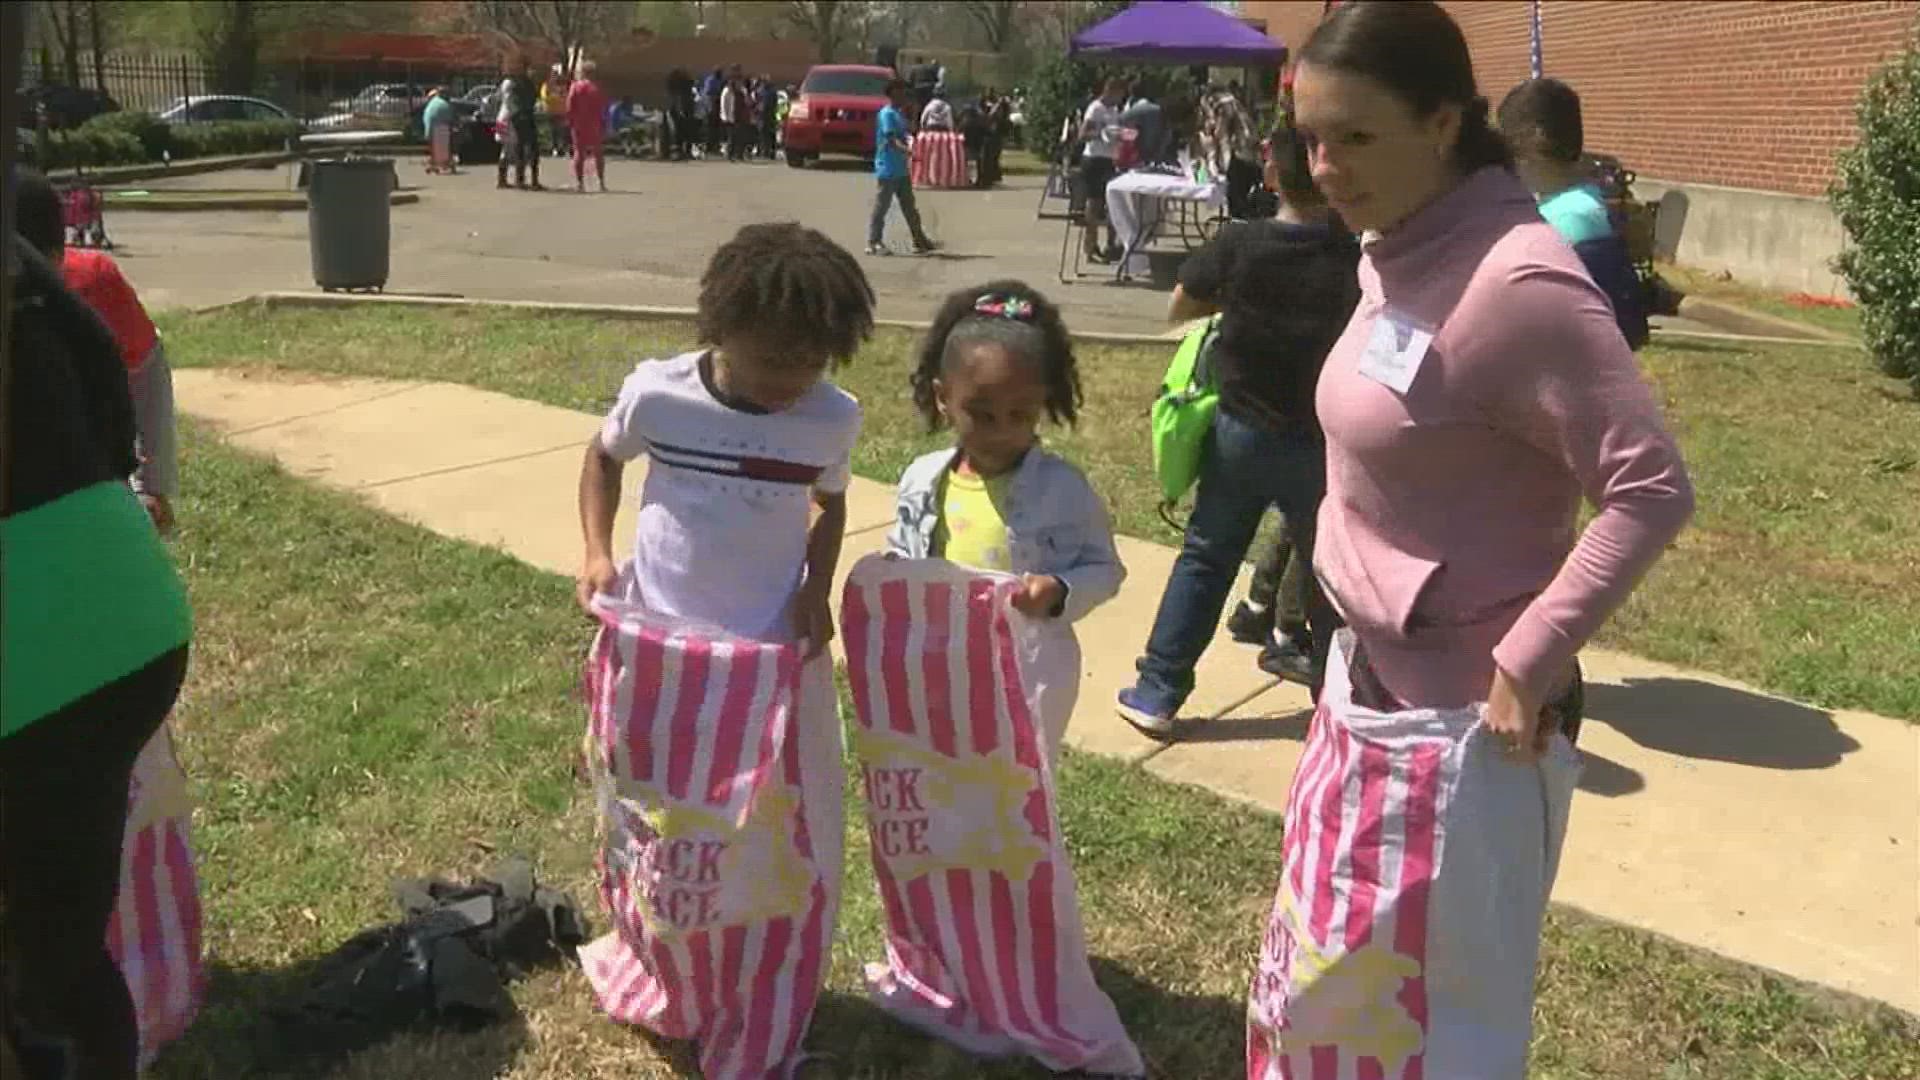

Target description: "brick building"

left=1239, top=0, right=1920, bottom=296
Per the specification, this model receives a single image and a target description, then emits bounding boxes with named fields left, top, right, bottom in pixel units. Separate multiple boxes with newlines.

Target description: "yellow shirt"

left=935, top=468, right=1013, bottom=571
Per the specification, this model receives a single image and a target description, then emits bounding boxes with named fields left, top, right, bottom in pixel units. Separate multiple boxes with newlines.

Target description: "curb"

left=51, top=151, right=298, bottom=185
left=213, top=292, right=1190, bottom=347
left=1675, top=294, right=1858, bottom=344
left=106, top=191, right=421, bottom=212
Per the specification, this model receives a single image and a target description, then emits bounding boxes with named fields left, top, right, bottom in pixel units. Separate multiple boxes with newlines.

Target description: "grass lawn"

left=1659, top=263, right=1864, bottom=341
left=157, top=304, right=1920, bottom=721
left=150, top=424, right=1919, bottom=1078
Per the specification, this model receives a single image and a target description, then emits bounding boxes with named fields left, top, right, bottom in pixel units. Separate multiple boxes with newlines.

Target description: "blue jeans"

left=1131, top=409, right=1336, bottom=713
left=869, top=175, right=929, bottom=248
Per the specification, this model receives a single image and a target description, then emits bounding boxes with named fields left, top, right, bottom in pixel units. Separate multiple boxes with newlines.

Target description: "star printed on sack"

left=124, top=738, right=193, bottom=834
left=852, top=727, right=1049, bottom=885
left=614, top=784, right=815, bottom=939
left=1261, top=874, right=1426, bottom=1071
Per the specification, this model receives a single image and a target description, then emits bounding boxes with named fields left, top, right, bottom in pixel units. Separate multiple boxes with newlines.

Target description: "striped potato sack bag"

left=840, top=556, right=1143, bottom=1076
left=1246, top=632, right=1582, bottom=1080
left=108, top=723, right=206, bottom=1069
left=578, top=595, right=834, bottom=1079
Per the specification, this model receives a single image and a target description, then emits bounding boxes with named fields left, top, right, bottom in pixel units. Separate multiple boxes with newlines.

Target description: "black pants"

left=728, top=119, right=754, bottom=160
left=499, top=120, right=541, bottom=186
left=704, top=113, right=723, bottom=156
left=1226, top=157, right=1262, bottom=220
left=1, top=646, right=188, bottom=1080
left=980, top=133, right=1004, bottom=187
left=760, top=121, right=778, bottom=160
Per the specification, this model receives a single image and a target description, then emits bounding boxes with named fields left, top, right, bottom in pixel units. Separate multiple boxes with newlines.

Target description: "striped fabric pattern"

left=647, top=440, right=827, bottom=487
left=108, top=725, right=205, bottom=1069
left=840, top=556, right=1143, bottom=1076
left=911, top=131, right=971, bottom=189
left=578, top=601, right=831, bottom=1080
left=1246, top=630, right=1578, bottom=1080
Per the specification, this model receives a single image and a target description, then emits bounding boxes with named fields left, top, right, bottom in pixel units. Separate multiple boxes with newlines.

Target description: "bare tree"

left=37, top=0, right=86, bottom=85
left=784, top=0, right=864, bottom=63
left=959, top=0, right=1018, bottom=53
left=461, top=0, right=632, bottom=72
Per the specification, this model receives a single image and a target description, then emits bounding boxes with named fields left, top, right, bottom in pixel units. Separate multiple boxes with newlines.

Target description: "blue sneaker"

left=1116, top=686, right=1177, bottom=740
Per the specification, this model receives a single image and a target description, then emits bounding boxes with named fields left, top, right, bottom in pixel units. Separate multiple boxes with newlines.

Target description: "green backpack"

left=1151, top=315, right=1222, bottom=514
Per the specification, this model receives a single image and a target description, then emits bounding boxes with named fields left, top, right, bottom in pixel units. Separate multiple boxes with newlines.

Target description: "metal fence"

left=30, top=50, right=501, bottom=123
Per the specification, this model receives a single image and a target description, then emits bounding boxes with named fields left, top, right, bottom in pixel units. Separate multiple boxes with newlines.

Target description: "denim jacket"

left=886, top=447, right=1126, bottom=625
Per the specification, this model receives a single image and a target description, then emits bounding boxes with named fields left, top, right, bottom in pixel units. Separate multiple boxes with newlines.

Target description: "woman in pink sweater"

left=1245, top=3, right=1693, bottom=1075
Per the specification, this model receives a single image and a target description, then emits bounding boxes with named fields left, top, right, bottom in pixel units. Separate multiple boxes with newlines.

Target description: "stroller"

left=60, top=172, right=111, bottom=250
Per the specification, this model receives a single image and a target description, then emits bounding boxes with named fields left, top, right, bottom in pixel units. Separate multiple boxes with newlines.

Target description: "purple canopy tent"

left=1070, top=1, right=1287, bottom=67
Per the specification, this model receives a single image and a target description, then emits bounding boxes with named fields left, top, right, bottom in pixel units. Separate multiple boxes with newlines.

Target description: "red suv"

left=782, top=64, right=895, bottom=168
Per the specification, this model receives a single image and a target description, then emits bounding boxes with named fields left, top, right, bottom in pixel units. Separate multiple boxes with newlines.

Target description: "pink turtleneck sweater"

left=1314, top=166, right=1694, bottom=709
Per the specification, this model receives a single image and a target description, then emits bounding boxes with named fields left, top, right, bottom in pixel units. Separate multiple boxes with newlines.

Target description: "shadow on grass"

left=805, top=955, right=1247, bottom=1078
left=151, top=957, right=533, bottom=1079
left=1583, top=677, right=1859, bottom=770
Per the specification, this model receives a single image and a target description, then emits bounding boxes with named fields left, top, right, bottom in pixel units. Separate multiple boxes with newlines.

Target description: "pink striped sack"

left=577, top=595, right=835, bottom=1080
left=840, top=556, right=1144, bottom=1077
left=1247, top=631, right=1582, bottom=1080
left=108, top=722, right=206, bottom=1069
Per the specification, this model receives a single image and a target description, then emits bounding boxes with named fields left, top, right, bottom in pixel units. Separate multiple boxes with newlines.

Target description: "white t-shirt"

left=1082, top=99, right=1122, bottom=159
left=599, top=351, right=861, bottom=640
left=920, top=98, right=954, bottom=130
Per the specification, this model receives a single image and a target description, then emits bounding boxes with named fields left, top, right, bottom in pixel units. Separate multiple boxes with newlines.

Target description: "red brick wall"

left=1249, top=0, right=1920, bottom=198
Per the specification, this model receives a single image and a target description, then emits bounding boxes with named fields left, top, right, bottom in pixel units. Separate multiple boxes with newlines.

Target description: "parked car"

left=781, top=64, right=895, bottom=168
left=309, top=83, right=427, bottom=129
left=158, top=95, right=299, bottom=126
left=23, top=83, right=119, bottom=129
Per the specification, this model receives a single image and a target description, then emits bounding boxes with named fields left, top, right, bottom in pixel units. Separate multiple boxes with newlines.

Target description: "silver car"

left=158, top=95, right=298, bottom=125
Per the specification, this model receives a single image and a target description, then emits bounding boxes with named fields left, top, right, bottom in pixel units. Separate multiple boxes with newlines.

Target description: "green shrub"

left=42, top=127, right=147, bottom=169
left=1022, top=53, right=1164, bottom=160
left=80, top=110, right=173, bottom=160
left=1831, top=39, right=1920, bottom=397
left=168, top=119, right=300, bottom=159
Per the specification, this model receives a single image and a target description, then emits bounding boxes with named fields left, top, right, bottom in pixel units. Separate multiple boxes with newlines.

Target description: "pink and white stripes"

left=840, top=556, right=1143, bottom=1077
left=578, top=598, right=832, bottom=1080
left=1247, top=633, right=1580, bottom=1080
left=107, top=724, right=205, bottom=1070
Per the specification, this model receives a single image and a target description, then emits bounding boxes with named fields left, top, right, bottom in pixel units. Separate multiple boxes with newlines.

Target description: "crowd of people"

left=3, top=2, right=1693, bottom=1078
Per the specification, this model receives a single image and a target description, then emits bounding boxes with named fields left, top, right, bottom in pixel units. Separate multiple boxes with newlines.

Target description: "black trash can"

left=308, top=157, right=394, bottom=292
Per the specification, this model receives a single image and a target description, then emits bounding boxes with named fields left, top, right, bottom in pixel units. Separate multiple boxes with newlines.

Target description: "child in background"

left=575, top=223, right=874, bottom=1069
left=887, top=280, right=1125, bottom=751
left=15, top=168, right=178, bottom=535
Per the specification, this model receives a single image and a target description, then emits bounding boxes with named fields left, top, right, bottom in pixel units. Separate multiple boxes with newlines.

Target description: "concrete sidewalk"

left=175, top=368, right=1920, bottom=1016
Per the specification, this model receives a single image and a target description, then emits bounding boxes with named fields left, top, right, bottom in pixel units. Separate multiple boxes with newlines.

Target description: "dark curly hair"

left=911, top=280, right=1082, bottom=430
left=697, top=222, right=876, bottom=367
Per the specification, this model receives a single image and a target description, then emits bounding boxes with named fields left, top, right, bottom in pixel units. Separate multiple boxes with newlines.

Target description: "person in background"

left=16, top=168, right=177, bottom=533
left=421, top=86, right=456, bottom=175
left=498, top=62, right=544, bottom=190
left=608, top=94, right=635, bottom=143
left=1200, top=82, right=1261, bottom=216
left=1498, top=77, right=1650, bottom=349
left=919, top=88, right=954, bottom=132
left=666, top=67, right=695, bottom=161
left=757, top=74, right=779, bottom=160
left=980, top=86, right=1012, bottom=187
left=1115, top=119, right=1360, bottom=735
left=540, top=64, right=571, bottom=158
left=720, top=73, right=748, bottom=162
left=701, top=67, right=726, bottom=157
left=1078, top=77, right=1128, bottom=264
left=868, top=77, right=939, bottom=257
left=565, top=60, right=609, bottom=192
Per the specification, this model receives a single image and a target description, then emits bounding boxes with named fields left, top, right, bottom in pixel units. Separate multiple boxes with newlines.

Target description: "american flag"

left=840, top=556, right=1143, bottom=1076
left=578, top=604, right=832, bottom=1080
left=109, top=726, right=206, bottom=1070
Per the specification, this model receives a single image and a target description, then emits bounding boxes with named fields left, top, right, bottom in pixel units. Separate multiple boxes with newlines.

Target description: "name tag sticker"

left=1357, top=312, right=1434, bottom=394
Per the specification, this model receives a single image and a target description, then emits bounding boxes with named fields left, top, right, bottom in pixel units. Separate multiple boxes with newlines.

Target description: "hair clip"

left=973, top=294, right=1034, bottom=321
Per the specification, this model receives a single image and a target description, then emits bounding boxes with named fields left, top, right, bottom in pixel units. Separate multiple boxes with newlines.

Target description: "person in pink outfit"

left=566, top=61, right=610, bottom=192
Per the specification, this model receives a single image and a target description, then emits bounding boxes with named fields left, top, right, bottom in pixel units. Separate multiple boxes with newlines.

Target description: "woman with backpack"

left=1116, top=118, right=1361, bottom=738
